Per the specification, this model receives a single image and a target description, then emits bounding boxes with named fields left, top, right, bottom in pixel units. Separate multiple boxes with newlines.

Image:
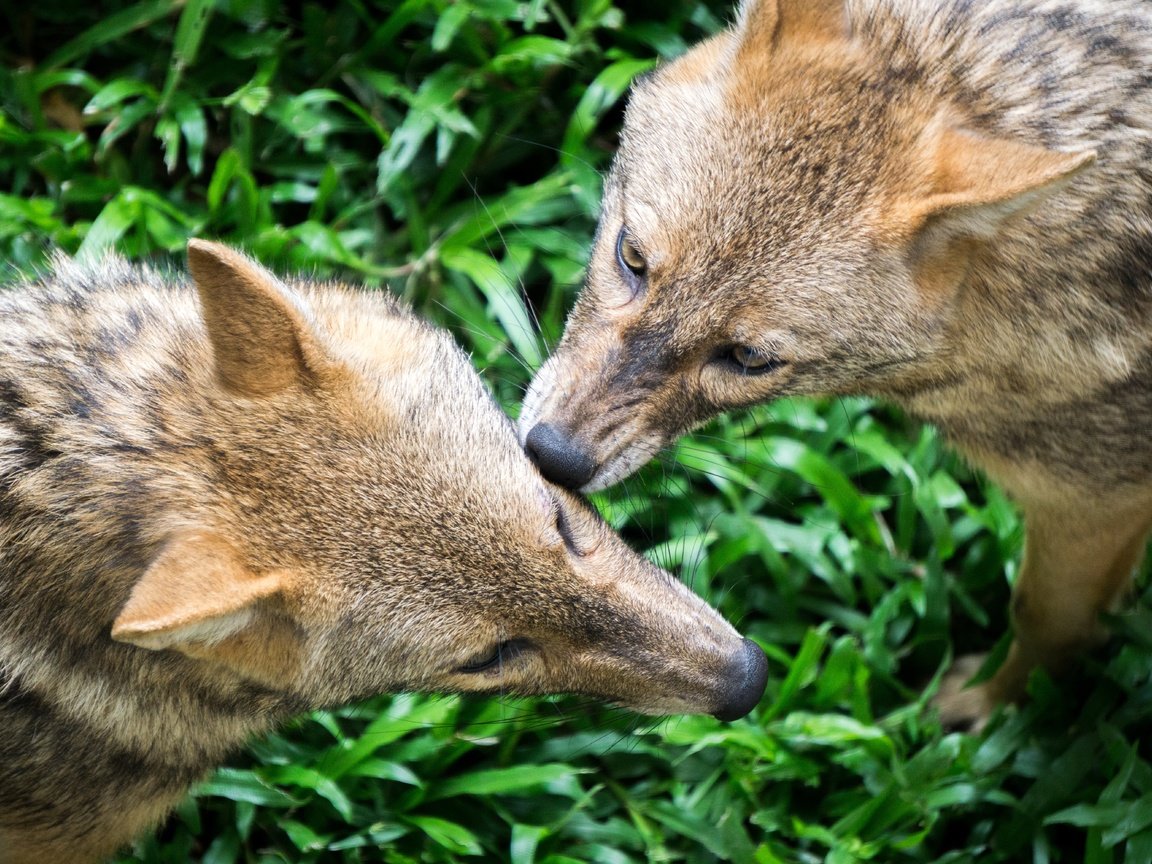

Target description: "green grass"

left=5, top=1, right=1152, bottom=862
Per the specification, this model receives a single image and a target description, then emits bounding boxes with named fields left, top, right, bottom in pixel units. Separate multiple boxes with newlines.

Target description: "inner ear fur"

left=893, top=123, right=1094, bottom=300
left=905, top=124, right=1097, bottom=240
left=187, top=238, right=333, bottom=397
left=112, top=532, right=289, bottom=651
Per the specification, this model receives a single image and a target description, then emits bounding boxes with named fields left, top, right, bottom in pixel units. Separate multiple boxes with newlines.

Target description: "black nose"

left=711, top=638, right=769, bottom=721
left=524, top=422, right=598, bottom=489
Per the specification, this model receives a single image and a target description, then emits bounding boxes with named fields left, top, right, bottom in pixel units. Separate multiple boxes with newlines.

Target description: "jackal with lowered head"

left=0, top=241, right=767, bottom=863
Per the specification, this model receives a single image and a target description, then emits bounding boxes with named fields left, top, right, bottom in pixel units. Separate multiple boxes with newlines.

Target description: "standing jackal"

left=520, top=0, right=1152, bottom=726
left=0, top=241, right=767, bottom=863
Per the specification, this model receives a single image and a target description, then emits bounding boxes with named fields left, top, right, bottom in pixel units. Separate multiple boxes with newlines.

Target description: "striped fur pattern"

left=0, top=241, right=764, bottom=862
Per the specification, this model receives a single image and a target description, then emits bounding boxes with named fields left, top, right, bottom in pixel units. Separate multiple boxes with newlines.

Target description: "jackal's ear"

left=112, top=532, right=288, bottom=652
left=187, top=239, right=333, bottom=397
left=901, top=126, right=1096, bottom=241
left=735, top=0, right=846, bottom=48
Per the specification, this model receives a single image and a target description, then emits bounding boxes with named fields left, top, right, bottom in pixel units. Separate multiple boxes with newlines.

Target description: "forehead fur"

left=617, top=15, right=926, bottom=261
left=293, top=279, right=540, bottom=510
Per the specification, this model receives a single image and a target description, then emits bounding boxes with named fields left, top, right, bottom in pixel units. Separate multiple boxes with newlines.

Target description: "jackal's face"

left=519, top=0, right=1093, bottom=492
left=110, top=241, right=765, bottom=721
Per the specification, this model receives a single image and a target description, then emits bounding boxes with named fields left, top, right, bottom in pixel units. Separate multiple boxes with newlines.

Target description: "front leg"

left=936, top=494, right=1152, bottom=729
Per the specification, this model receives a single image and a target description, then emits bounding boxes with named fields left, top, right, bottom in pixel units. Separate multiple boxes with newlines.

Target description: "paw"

left=932, top=654, right=1000, bottom=733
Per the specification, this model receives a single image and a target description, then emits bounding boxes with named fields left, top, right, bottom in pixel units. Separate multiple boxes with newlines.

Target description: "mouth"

left=578, top=432, right=666, bottom=493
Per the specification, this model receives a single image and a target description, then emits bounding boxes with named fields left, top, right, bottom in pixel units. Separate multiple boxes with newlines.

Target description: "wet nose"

left=524, top=422, right=598, bottom=489
left=711, top=638, right=769, bottom=721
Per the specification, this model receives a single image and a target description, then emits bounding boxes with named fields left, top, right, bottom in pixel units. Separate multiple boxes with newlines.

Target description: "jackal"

left=520, top=0, right=1152, bottom=726
left=0, top=241, right=767, bottom=863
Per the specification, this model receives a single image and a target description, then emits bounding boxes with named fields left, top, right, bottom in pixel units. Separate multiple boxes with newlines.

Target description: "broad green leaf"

left=77, top=191, right=139, bottom=257
left=318, top=695, right=459, bottom=779
left=404, top=815, right=484, bottom=856
left=158, top=0, right=215, bottom=110
left=424, top=764, right=587, bottom=801
left=510, top=824, right=549, bottom=864
left=195, top=768, right=299, bottom=808
left=43, top=0, right=180, bottom=70
left=441, top=246, right=543, bottom=367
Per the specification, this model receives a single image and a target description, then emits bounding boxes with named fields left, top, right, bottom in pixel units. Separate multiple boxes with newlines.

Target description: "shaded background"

left=3, top=1, right=1152, bottom=861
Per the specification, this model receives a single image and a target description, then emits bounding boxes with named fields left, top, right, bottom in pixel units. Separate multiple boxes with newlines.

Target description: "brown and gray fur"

left=519, top=0, right=1152, bottom=726
left=0, top=241, right=766, bottom=863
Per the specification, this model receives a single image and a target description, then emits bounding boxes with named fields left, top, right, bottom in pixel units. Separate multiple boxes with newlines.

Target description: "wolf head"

left=519, top=0, right=1094, bottom=491
left=107, top=240, right=766, bottom=722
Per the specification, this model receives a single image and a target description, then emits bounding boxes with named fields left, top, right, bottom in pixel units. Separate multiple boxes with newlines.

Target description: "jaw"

left=580, top=434, right=666, bottom=492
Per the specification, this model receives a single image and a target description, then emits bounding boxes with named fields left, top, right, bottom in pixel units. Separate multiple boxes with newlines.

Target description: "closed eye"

left=456, top=638, right=533, bottom=674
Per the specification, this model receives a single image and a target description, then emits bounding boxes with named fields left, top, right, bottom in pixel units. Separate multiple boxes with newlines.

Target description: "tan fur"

left=0, top=241, right=766, bottom=861
left=520, top=0, right=1152, bottom=727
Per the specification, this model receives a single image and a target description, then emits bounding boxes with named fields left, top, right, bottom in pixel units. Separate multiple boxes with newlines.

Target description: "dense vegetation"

left=4, top=1, right=1152, bottom=861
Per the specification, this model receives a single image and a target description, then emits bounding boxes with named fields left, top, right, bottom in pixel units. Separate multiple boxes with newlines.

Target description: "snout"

left=711, top=638, right=768, bottom=721
left=524, top=422, right=598, bottom=490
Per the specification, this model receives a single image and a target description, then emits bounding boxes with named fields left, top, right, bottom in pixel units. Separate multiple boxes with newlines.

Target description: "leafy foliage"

left=4, top=1, right=1152, bottom=862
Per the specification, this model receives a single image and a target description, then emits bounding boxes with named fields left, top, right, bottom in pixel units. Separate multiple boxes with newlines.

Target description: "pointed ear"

left=112, top=532, right=286, bottom=652
left=187, top=239, right=332, bottom=397
left=901, top=126, right=1096, bottom=240
left=735, top=0, right=846, bottom=48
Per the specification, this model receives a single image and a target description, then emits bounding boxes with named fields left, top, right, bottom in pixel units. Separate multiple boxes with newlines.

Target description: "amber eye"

left=616, top=226, right=647, bottom=277
left=725, top=345, right=785, bottom=375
